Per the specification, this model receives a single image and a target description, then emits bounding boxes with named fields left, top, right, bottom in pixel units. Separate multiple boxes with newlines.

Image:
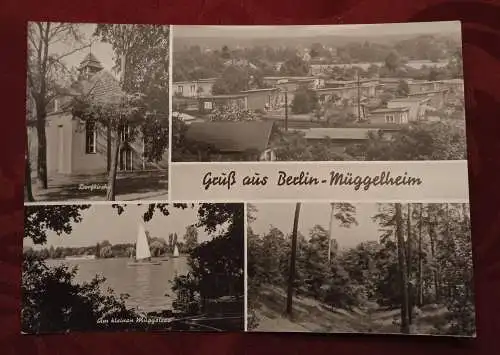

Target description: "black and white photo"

left=247, top=202, right=475, bottom=336
left=22, top=203, right=244, bottom=333
left=26, top=22, right=170, bottom=202
left=171, top=22, right=465, bottom=162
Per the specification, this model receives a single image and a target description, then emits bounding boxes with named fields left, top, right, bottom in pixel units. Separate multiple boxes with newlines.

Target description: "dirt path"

left=250, top=285, right=447, bottom=335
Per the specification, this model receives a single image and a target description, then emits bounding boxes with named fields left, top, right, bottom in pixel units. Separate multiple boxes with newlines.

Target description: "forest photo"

left=23, top=203, right=244, bottom=333
left=247, top=202, right=475, bottom=336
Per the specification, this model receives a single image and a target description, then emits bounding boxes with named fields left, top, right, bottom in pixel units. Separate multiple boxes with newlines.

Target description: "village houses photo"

left=26, top=23, right=170, bottom=202
left=171, top=22, right=466, bottom=162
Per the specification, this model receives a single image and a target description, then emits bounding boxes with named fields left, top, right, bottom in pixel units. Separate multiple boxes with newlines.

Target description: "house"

left=379, top=78, right=409, bottom=91
left=314, top=86, right=362, bottom=104
left=368, top=107, right=410, bottom=125
left=387, top=97, right=431, bottom=121
left=240, top=88, right=281, bottom=111
left=173, top=78, right=217, bottom=98
left=408, top=88, right=449, bottom=109
left=184, top=121, right=276, bottom=161
left=263, top=76, right=325, bottom=90
left=173, top=96, right=200, bottom=113
left=302, top=127, right=380, bottom=141
left=197, top=94, right=248, bottom=114
left=301, top=127, right=382, bottom=155
left=28, top=53, right=165, bottom=177
left=407, top=80, right=441, bottom=94
left=436, top=79, right=464, bottom=94
left=310, top=64, right=338, bottom=76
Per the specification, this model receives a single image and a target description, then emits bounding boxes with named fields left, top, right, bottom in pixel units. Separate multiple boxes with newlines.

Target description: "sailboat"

left=127, top=223, right=161, bottom=266
left=173, top=244, right=180, bottom=258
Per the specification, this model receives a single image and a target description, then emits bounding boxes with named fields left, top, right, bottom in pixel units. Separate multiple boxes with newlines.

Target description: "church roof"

left=78, top=52, right=104, bottom=71
left=57, top=70, right=124, bottom=111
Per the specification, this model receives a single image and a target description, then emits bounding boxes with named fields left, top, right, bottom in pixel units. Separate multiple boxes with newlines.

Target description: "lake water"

left=47, top=257, right=189, bottom=313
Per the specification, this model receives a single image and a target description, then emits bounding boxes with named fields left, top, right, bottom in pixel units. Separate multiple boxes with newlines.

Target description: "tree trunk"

left=395, top=203, right=410, bottom=334
left=25, top=128, right=35, bottom=201
left=35, top=23, right=50, bottom=190
left=106, top=136, right=120, bottom=200
left=327, top=203, right=335, bottom=262
left=107, top=124, right=112, bottom=172
left=428, top=212, right=440, bottom=303
left=35, top=108, right=48, bottom=189
left=406, top=204, right=413, bottom=325
left=286, top=202, right=301, bottom=317
left=416, top=203, right=424, bottom=306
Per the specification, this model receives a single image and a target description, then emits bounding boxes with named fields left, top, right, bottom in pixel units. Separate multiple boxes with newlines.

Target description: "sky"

left=249, top=203, right=381, bottom=249
left=37, top=22, right=116, bottom=74
left=174, top=21, right=461, bottom=38
left=25, top=204, right=217, bottom=249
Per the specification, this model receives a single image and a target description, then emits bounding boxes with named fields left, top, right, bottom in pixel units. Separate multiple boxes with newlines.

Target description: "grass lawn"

left=27, top=170, right=168, bottom=202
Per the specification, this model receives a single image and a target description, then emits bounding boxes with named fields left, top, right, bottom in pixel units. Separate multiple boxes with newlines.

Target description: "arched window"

left=85, top=120, right=96, bottom=154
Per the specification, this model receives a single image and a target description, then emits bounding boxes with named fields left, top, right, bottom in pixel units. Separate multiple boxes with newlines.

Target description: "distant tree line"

left=24, top=227, right=199, bottom=260
left=173, top=34, right=462, bottom=84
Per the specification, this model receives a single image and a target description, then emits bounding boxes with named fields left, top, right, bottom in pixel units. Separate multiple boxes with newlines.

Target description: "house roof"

left=371, top=107, right=410, bottom=113
left=173, top=78, right=217, bottom=84
left=409, top=88, right=448, bottom=96
left=388, top=97, right=430, bottom=103
left=302, top=128, right=379, bottom=140
left=185, top=121, right=275, bottom=153
left=173, top=112, right=199, bottom=122
left=264, top=76, right=317, bottom=81
left=314, top=86, right=357, bottom=92
left=199, top=94, right=248, bottom=99
left=240, top=88, right=278, bottom=93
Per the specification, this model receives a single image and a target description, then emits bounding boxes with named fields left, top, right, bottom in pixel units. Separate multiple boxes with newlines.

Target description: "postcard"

left=23, top=20, right=475, bottom=337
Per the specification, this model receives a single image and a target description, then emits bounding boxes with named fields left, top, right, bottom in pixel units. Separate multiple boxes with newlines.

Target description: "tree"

left=150, top=240, right=167, bottom=257
left=286, top=202, right=301, bottom=317
left=171, top=204, right=245, bottom=323
left=396, top=80, right=409, bottom=97
left=72, top=91, right=146, bottom=200
left=99, top=245, right=113, bottom=258
left=447, top=49, right=463, bottom=79
left=310, top=43, right=324, bottom=58
left=211, top=66, right=249, bottom=95
left=183, top=225, right=199, bottom=253
left=291, top=86, right=318, bottom=114
left=351, top=122, right=467, bottom=161
left=327, top=203, right=358, bottom=262
left=395, top=203, right=410, bottom=334
left=25, top=205, right=91, bottom=245
left=93, top=24, right=170, bottom=167
left=221, top=45, right=231, bottom=60
left=416, top=204, right=424, bottom=306
left=27, top=22, right=88, bottom=189
left=385, top=50, right=401, bottom=72
left=279, top=55, right=309, bottom=76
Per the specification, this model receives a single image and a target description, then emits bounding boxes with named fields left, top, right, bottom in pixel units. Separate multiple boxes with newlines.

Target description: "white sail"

left=135, top=223, right=151, bottom=260
left=173, top=244, right=179, bottom=257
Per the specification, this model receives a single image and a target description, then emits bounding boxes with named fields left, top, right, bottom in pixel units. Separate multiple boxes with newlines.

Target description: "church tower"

left=78, top=52, right=104, bottom=80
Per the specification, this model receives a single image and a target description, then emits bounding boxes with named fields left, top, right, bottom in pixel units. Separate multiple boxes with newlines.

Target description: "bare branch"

left=53, top=42, right=91, bottom=63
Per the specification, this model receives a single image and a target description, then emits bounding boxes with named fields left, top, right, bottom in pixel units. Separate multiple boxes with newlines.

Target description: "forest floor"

left=250, top=285, right=448, bottom=335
